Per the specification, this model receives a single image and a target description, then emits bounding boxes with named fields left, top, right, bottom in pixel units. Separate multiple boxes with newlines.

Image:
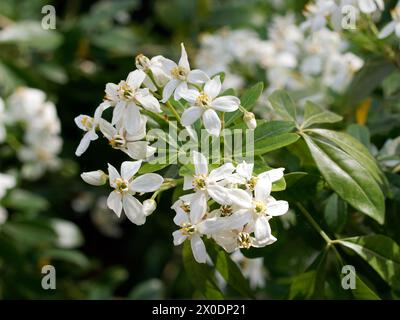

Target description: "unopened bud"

left=243, top=111, right=257, bottom=129
left=135, top=54, right=150, bottom=71
left=81, top=170, right=108, bottom=186
left=143, top=199, right=157, bottom=216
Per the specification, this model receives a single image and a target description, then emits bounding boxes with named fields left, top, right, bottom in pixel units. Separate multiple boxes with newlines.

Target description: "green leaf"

left=182, top=242, right=224, bottom=299
left=3, top=189, right=49, bottom=214
left=324, top=193, right=348, bottom=233
left=3, top=221, right=56, bottom=246
left=240, top=82, right=264, bottom=110
left=253, top=133, right=300, bottom=156
left=337, top=235, right=400, bottom=288
left=346, top=124, right=370, bottom=149
left=128, top=279, right=165, bottom=299
left=254, top=121, right=295, bottom=142
left=308, top=129, right=384, bottom=185
left=302, top=101, right=342, bottom=128
left=353, top=275, right=381, bottom=300
left=268, top=90, right=297, bottom=123
left=205, top=240, right=254, bottom=298
left=302, top=134, right=385, bottom=224
left=139, top=153, right=177, bottom=174
left=41, top=249, right=90, bottom=269
left=225, top=82, right=263, bottom=126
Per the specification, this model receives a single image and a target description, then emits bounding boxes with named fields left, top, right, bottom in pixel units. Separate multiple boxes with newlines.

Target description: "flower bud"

left=135, top=54, right=151, bottom=71
left=81, top=170, right=108, bottom=186
left=243, top=111, right=257, bottom=129
left=143, top=199, right=157, bottom=216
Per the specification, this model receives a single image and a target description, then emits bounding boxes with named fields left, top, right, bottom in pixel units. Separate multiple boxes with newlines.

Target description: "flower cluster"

left=195, top=14, right=363, bottom=105
left=4, top=88, right=62, bottom=180
left=77, top=44, right=289, bottom=263
left=172, top=152, right=288, bottom=263
left=0, top=173, right=16, bottom=225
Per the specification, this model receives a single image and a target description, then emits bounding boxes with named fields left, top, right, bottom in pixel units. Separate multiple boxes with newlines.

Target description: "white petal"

left=204, top=76, right=221, bottom=99
left=173, top=210, right=189, bottom=226
left=126, top=69, right=146, bottom=89
left=395, top=23, right=400, bottom=38
left=161, top=79, right=180, bottom=102
left=267, top=200, right=289, bottom=216
left=123, top=194, right=145, bottom=225
left=358, top=0, right=376, bottom=13
left=107, top=163, right=120, bottom=186
left=181, top=107, right=203, bottom=126
left=254, top=216, right=272, bottom=241
left=173, top=230, right=187, bottom=246
left=124, top=104, right=142, bottom=135
left=136, top=92, right=161, bottom=113
left=227, top=188, right=252, bottom=208
left=190, top=191, right=207, bottom=224
left=190, top=235, right=207, bottom=263
left=259, top=168, right=285, bottom=183
left=81, top=170, right=107, bottom=186
left=107, top=191, right=122, bottom=217
left=202, top=109, right=221, bottom=136
left=94, top=101, right=110, bottom=122
left=121, top=160, right=142, bottom=180
left=179, top=88, right=200, bottom=104
left=378, top=21, right=395, bottom=39
left=126, top=141, right=155, bottom=160
left=178, top=43, right=190, bottom=70
left=211, top=96, right=240, bottom=112
left=75, top=131, right=97, bottom=156
left=183, top=175, right=194, bottom=190
left=236, top=161, right=253, bottom=180
left=112, top=101, right=126, bottom=125
left=74, top=115, right=89, bottom=131
left=207, top=185, right=229, bottom=205
left=209, top=163, right=234, bottom=182
left=174, top=82, right=188, bottom=101
left=99, top=119, right=116, bottom=140
left=130, top=173, right=164, bottom=193
left=254, top=176, right=272, bottom=201
left=187, top=69, right=209, bottom=85
left=193, top=151, right=208, bottom=175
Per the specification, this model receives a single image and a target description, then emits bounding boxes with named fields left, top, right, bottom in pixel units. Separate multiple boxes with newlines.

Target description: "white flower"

left=183, top=151, right=237, bottom=205
left=51, top=219, right=83, bottom=248
left=143, top=199, right=157, bottom=216
left=231, top=251, right=266, bottom=289
left=379, top=6, right=400, bottom=39
left=160, top=43, right=209, bottom=102
left=0, top=173, right=16, bottom=199
left=180, top=76, right=240, bottom=136
left=74, top=103, right=107, bottom=156
left=81, top=170, right=108, bottom=186
left=135, top=54, right=171, bottom=88
left=100, top=116, right=156, bottom=160
left=107, top=161, right=163, bottom=225
left=105, top=70, right=161, bottom=134
left=358, top=0, right=384, bottom=14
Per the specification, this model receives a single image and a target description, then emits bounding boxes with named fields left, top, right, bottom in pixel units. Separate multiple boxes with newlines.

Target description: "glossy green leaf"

left=253, top=133, right=300, bottom=156
left=254, top=121, right=295, bottom=142
left=182, top=242, right=224, bottom=299
left=205, top=240, right=254, bottom=298
left=346, top=124, right=370, bottom=149
left=268, top=90, right=297, bottom=123
left=302, top=134, right=385, bottom=224
left=41, top=249, right=90, bottom=269
left=324, top=193, right=348, bottom=233
left=337, top=235, right=400, bottom=288
left=302, top=101, right=342, bottom=128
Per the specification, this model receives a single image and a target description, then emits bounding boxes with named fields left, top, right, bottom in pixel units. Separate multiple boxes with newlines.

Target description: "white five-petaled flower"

left=105, top=70, right=161, bottom=135
left=107, top=161, right=163, bottom=225
left=183, top=151, right=238, bottom=206
left=180, top=76, right=240, bottom=136
left=379, top=5, right=400, bottom=39
left=75, top=103, right=108, bottom=156
left=160, top=43, right=209, bottom=103
left=100, top=116, right=156, bottom=160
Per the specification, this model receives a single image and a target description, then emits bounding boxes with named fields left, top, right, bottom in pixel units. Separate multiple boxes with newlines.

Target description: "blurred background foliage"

left=0, top=0, right=400, bottom=299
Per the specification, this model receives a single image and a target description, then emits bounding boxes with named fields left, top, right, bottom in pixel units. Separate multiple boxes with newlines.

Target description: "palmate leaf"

left=182, top=242, right=224, bottom=299
left=301, top=101, right=342, bottom=129
left=337, top=235, right=400, bottom=288
left=302, top=134, right=385, bottom=224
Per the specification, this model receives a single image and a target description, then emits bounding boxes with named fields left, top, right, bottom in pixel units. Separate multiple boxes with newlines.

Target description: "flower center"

left=180, top=202, right=191, bottom=213
left=254, top=201, right=267, bottom=215
left=246, top=176, right=258, bottom=191
left=238, top=232, right=252, bottom=249
left=81, top=116, right=94, bottom=130
left=118, top=81, right=135, bottom=101
left=181, top=222, right=196, bottom=236
left=109, top=134, right=126, bottom=149
left=114, top=178, right=129, bottom=193
left=220, top=205, right=233, bottom=217
left=171, top=66, right=188, bottom=80
left=392, top=7, right=400, bottom=21
left=192, top=174, right=207, bottom=190
left=195, top=92, right=211, bottom=108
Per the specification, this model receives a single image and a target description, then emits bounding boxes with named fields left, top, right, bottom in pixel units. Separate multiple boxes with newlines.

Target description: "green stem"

left=166, top=101, right=181, bottom=123
left=296, top=202, right=332, bottom=244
